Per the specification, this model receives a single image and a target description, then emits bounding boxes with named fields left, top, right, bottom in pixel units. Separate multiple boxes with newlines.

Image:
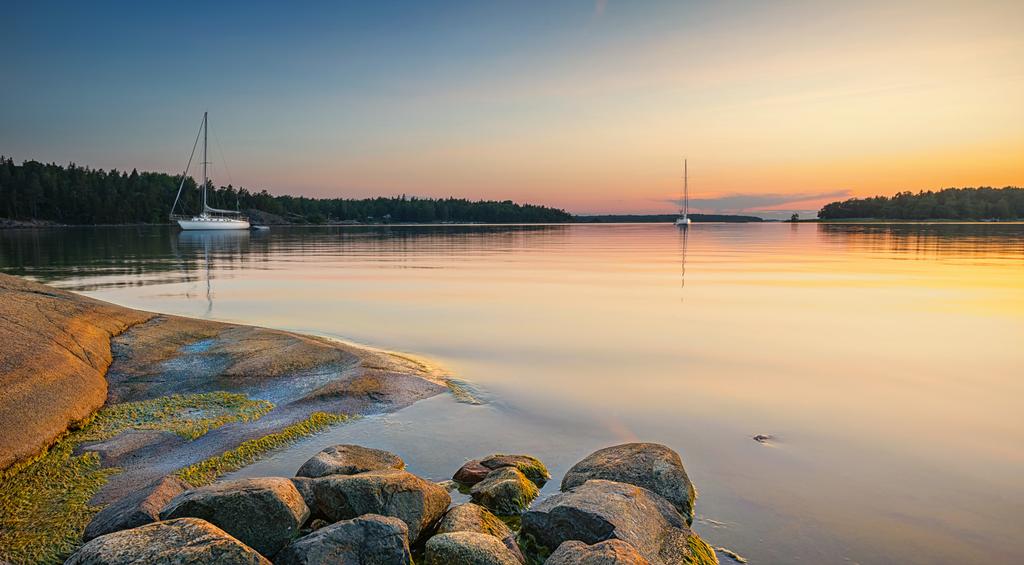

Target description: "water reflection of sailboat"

left=678, top=224, right=690, bottom=301
left=173, top=230, right=250, bottom=314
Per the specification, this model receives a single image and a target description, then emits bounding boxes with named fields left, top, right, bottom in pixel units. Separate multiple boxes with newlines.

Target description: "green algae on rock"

left=470, top=467, right=539, bottom=516
left=479, top=454, right=551, bottom=487
left=176, top=412, right=350, bottom=487
left=0, top=392, right=273, bottom=565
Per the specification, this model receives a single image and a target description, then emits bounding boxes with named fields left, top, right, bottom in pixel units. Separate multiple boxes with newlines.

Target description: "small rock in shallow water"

left=66, top=517, right=269, bottom=565
left=83, top=475, right=190, bottom=541
left=479, top=454, right=551, bottom=486
left=453, top=459, right=492, bottom=485
left=437, top=503, right=525, bottom=563
left=470, top=467, right=539, bottom=516
left=546, top=539, right=651, bottom=564
left=275, top=514, right=412, bottom=565
left=159, top=477, right=309, bottom=557
left=425, top=531, right=522, bottom=565
left=560, top=443, right=696, bottom=524
left=715, top=546, right=748, bottom=563
left=295, top=444, right=404, bottom=478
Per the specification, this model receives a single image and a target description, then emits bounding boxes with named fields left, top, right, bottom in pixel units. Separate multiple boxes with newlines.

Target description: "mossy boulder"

left=521, top=479, right=706, bottom=565
left=65, top=517, right=269, bottom=564
left=452, top=459, right=491, bottom=486
left=561, top=443, right=696, bottom=524
left=309, top=469, right=450, bottom=543
left=479, top=454, right=550, bottom=486
left=274, top=514, right=412, bottom=565
left=83, top=475, right=191, bottom=541
left=159, top=477, right=309, bottom=557
left=425, top=531, right=523, bottom=565
left=295, top=444, right=404, bottom=478
left=546, top=539, right=651, bottom=564
left=437, top=503, right=524, bottom=563
left=470, top=467, right=539, bottom=516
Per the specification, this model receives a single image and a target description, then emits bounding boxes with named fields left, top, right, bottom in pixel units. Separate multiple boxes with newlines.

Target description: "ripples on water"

left=2, top=223, right=1022, bottom=565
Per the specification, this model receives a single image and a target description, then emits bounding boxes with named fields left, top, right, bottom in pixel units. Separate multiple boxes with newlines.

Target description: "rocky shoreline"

left=0, top=273, right=457, bottom=563
left=0, top=274, right=720, bottom=564
left=68, top=442, right=717, bottom=564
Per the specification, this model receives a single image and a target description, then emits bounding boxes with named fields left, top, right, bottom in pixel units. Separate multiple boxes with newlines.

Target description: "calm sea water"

left=2, top=223, right=1022, bottom=564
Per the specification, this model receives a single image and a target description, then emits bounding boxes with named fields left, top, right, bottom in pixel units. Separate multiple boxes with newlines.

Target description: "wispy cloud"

left=594, top=0, right=608, bottom=17
left=670, top=189, right=852, bottom=213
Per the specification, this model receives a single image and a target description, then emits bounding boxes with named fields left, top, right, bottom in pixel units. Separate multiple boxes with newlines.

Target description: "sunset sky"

left=3, top=1, right=1022, bottom=215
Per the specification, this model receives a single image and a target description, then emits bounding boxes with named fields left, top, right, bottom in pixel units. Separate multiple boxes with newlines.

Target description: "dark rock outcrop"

left=65, top=518, right=269, bottom=564
left=436, top=503, right=524, bottom=563
left=295, top=444, right=404, bottom=478
left=521, top=479, right=700, bottom=565
left=561, top=443, right=696, bottom=523
left=159, top=477, right=309, bottom=557
left=424, top=531, right=523, bottom=565
left=479, top=454, right=551, bottom=486
left=274, top=514, right=412, bottom=565
left=76, top=430, right=187, bottom=468
left=453, top=459, right=491, bottom=486
left=470, top=467, right=539, bottom=515
left=83, top=475, right=191, bottom=542
left=309, top=469, right=450, bottom=542
left=546, top=539, right=651, bottom=564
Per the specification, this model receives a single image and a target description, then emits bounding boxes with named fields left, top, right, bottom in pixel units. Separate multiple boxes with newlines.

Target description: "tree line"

left=0, top=158, right=573, bottom=224
left=818, top=187, right=1023, bottom=220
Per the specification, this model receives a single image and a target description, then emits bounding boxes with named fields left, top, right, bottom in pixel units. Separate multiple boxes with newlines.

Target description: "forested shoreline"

left=0, top=158, right=572, bottom=225
left=818, top=187, right=1023, bottom=220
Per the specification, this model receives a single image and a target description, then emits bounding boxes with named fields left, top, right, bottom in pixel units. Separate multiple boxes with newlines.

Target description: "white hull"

left=675, top=217, right=691, bottom=227
left=177, top=217, right=250, bottom=230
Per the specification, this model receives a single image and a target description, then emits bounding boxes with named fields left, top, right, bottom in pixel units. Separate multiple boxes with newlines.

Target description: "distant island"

left=818, top=187, right=1023, bottom=220
left=576, top=214, right=763, bottom=223
left=0, top=158, right=572, bottom=225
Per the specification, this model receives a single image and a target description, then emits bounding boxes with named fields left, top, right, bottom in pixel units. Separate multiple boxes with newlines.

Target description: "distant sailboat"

left=675, top=159, right=691, bottom=227
left=170, top=112, right=250, bottom=230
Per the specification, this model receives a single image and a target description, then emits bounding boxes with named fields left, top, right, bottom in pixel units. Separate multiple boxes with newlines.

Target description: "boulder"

left=479, top=454, right=550, bottom=486
left=274, top=514, right=412, bottom=565
left=521, top=479, right=707, bottom=565
left=291, top=477, right=318, bottom=516
left=470, top=467, right=539, bottom=515
left=424, top=532, right=522, bottom=565
left=295, top=444, right=404, bottom=478
left=65, top=517, right=269, bottom=564
left=546, top=540, right=651, bottom=564
left=437, top=503, right=524, bottom=563
left=159, top=477, right=309, bottom=557
left=309, top=469, right=450, bottom=542
left=561, top=443, right=696, bottom=523
left=452, top=459, right=491, bottom=485
left=83, top=475, right=191, bottom=541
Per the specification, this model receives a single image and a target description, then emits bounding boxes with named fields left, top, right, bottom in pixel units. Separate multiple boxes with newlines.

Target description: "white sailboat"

left=171, top=112, right=250, bottom=230
left=675, top=159, right=691, bottom=227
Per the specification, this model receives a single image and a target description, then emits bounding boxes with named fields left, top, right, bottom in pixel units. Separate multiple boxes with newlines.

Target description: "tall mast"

left=683, top=159, right=688, bottom=217
left=202, top=111, right=208, bottom=212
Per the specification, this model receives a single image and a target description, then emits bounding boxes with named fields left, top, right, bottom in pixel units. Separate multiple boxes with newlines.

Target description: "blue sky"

left=3, top=1, right=1022, bottom=214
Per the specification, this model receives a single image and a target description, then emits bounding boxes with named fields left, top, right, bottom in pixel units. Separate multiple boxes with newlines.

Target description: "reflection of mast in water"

left=203, top=237, right=212, bottom=315
left=678, top=225, right=689, bottom=302
left=173, top=230, right=250, bottom=315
